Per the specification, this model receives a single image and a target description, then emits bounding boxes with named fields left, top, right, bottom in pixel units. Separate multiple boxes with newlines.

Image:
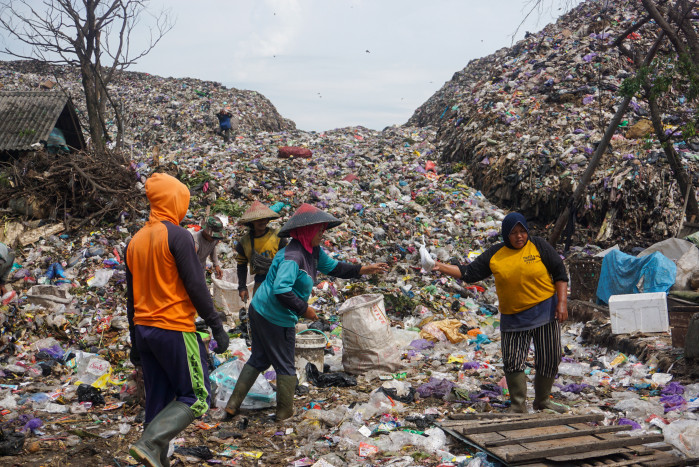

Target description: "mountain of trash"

left=0, top=60, right=295, bottom=150
left=409, top=0, right=697, bottom=247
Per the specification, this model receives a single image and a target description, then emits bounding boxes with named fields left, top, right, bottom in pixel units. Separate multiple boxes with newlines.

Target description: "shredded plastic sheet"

left=416, top=378, right=455, bottom=399
left=596, top=250, right=677, bottom=303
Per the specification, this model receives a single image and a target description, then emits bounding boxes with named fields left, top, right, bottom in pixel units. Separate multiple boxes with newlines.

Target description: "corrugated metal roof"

left=0, top=91, right=70, bottom=151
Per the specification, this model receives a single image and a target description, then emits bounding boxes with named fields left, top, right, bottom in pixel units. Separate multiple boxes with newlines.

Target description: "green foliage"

left=684, top=120, right=697, bottom=140
left=384, top=292, right=417, bottom=316
left=17, top=128, right=36, bottom=138
left=414, top=194, right=430, bottom=206
left=179, top=170, right=212, bottom=188
left=0, top=172, right=11, bottom=188
left=211, top=196, right=245, bottom=218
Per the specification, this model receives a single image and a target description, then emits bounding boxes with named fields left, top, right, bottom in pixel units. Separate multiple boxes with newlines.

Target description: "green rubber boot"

left=141, top=423, right=170, bottom=467
left=533, top=375, right=569, bottom=413
left=505, top=372, right=529, bottom=413
left=225, top=364, right=260, bottom=417
left=275, top=375, right=298, bottom=421
left=129, top=401, right=195, bottom=467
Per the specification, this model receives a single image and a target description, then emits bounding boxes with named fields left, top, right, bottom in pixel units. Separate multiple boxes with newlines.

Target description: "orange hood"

left=145, top=173, right=190, bottom=225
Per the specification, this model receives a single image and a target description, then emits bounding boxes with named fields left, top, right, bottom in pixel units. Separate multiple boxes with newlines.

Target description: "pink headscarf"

left=290, top=223, right=326, bottom=254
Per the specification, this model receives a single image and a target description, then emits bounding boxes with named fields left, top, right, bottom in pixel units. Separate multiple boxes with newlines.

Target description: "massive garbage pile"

left=0, top=1, right=697, bottom=465
left=0, top=60, right=295, bottom=151
left=409, top=0, right=698, bottom=248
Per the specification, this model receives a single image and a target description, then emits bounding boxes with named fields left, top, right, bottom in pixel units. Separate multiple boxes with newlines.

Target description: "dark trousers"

left=135, top=325, right=211, bottom=423
left=246, top=305, right=296, bottom=376
left=501, top=320, right=562, bottom=378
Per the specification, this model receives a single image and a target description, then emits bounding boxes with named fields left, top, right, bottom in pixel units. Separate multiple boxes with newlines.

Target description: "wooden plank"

left=454, top=413, right=603, bottom=435
left=600, top=455, right=682, bottom=466
left=642, top=456, right=699, bottom=467
left=485, top=424, right=631, bottom=447
left=547, top=448, right=633, bottom=462
left=471, top=424, right=574, bottom=446
left=448, top=412, right=527, bottom=420
left=501, top=433, right=665, bottom=463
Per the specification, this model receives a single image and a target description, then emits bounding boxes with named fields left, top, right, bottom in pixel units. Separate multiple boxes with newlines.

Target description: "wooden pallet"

left=439, top=413, right=699, bottom=466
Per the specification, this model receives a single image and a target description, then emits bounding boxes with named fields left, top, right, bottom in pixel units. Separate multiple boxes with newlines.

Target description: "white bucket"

left=295, top=331, right=326, bottom=375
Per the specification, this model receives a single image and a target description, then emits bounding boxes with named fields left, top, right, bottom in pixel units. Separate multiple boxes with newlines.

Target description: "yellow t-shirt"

left=235, top=229, right=284, bottom=275
left=489, top=240, right=556, bottom=314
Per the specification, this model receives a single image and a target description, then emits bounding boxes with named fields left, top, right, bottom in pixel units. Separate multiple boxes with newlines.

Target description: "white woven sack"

left=211, top=268, right=254, bottom=317
left=338, top=294, right=402, bottom=375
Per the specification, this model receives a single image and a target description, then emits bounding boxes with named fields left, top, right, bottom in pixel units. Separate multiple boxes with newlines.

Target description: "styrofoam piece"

left=609, top=292, right=669, bottom=334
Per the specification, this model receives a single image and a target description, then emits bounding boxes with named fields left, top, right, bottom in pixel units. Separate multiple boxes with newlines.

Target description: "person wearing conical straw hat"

left=225, top=203, right=390, bottom=421
left=235, top=201, right=287, bottom=302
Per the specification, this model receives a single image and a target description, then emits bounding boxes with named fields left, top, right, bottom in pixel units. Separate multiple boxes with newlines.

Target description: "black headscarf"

left=501, top=212, right=529, bottom=249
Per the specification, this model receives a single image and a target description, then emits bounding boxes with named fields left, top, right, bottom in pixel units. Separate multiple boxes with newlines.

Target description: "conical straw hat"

left=278, top=203, right=342, bottom=237
left=238, top=201, right=280, bottom=225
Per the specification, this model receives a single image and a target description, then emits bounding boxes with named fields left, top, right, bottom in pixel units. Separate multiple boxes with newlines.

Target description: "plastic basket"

left=567, top=256, right=603, bottom=302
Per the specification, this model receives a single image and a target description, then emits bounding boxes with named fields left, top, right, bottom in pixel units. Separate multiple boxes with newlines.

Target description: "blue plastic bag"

left=596, top=250, right=676, bottom=304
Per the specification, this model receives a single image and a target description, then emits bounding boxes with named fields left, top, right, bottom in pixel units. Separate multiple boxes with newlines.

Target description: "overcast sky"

left=1, top=0, right=578, bottom=132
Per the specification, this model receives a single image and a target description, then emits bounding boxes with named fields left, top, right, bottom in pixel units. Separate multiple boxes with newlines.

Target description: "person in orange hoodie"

left=126, top=173, right=229, bottom=467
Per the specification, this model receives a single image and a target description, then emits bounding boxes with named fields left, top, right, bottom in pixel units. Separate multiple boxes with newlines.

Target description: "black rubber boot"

left=533, top=375, right=569, bottom=413
left=129, top=401, right=195, bottom=467
left=275, top=375, right=297, bottom=421
left=505, top=372, right=529, bottom=413
left=225, top=364, right=260, bottom=417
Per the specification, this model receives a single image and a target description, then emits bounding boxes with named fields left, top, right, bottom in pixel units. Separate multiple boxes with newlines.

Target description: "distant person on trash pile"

left=0, top=242, right=15, bottom=296
left=193, top=216, right=225, bottom=279
left=216, top=108, right=234, bottom=143
left=126, top=173, right=229, bottom=467
left=224, top=203, right=390, bottom=421
left=432, top=212, right=569, bottom=414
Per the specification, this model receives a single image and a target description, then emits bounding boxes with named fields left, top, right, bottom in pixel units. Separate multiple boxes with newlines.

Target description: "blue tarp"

left=596, top=250, right=676, bottom=304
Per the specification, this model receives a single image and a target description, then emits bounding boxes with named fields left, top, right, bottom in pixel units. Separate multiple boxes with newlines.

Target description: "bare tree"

left=0, top=0, right=173, bottom=154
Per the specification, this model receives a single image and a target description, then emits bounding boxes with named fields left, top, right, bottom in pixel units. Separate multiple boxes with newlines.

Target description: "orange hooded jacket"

left=125, top=173, right=221, bottom=333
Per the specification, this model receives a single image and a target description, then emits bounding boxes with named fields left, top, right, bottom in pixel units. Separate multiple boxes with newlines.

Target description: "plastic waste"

left=77, top=384, right=105, bottom=406
left=663, top=419, right=699, bottom=456
left=417, top=235, right=435, bottom=270
left=209, top=359, right=275, bottom=409
left=86, top=268, right=114, bottom=288
left=74, top=355, right=112, bottom=388
left=0, top=431, right=25, bottom=456
left=305, top=363, right=357, bottom=388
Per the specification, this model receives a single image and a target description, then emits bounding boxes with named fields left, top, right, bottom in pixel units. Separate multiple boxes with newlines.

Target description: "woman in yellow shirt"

left=432, top=212, right=569, bottom=413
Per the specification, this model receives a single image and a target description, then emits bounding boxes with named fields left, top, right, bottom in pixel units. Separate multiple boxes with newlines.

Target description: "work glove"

left=211, top=326, right=230, bottom=355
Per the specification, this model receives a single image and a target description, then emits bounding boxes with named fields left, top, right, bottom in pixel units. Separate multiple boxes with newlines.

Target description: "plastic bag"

left=417, top=378, right=455, bottom=398
left=174, top=445, right=214, bottom=460
left=0, top=431, right=25, bottom=456
left=417, top=235, right=435, bottom=270
left=663, top=419, right=699, bottom=456
left=77, top=384, right=105, bottom=406
left=306, top=363, right=357, bottom=388
left=209, top=359, right=275, bottom=409
left=74, top=356, right=112, bottom=388
left=86, top=269, right=114, bottom=288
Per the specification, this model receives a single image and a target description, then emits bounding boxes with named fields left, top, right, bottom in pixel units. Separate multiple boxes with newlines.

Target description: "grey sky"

left=1, top=0, right=577, bottom=132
